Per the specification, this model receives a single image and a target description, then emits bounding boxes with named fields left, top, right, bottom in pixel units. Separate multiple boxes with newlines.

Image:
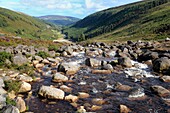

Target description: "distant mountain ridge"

left=65, top=0, right=170, bottom=42
left=38, top=15, right=80, bottom=26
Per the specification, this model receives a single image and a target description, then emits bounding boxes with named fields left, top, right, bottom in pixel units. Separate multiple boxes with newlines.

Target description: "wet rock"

left=2, top=105, right=20, bottom=113
left=92, top=70, right=112, bottom=74
left=12, top=54, right=28, bottom=66
left=151, top=85, right=170, bottom=97
left=76, top=106, right=86, bottom=113
left=65, top=46, right=73, bottom=55
left=78, top=92, right=90, bottom=99
left=118, top=57, right=132, bottom=68
left=114, top=82, right=132, bottom=91
left=15, top=97, right=26, bottom=112
left=128, top=87, right=145, bottom=98
left=0, top=77, right=5, bottom=87
left=160, top=76, right=170, bottom=82
left=138, top=51, right=158, bottom=61
left=153, top=57, right=170, bottom=74
left=62, top=51, right=68, bottom=57
left=58, top=62, right=80, bottom=75
left=16, top=74, right=33, bottom=82
left=52, top=73, right=68, bottom=82
left=103, top=64, right=114, bottom=72
left=91, top=105, right=102, bottom=111
left=38, top=85, right=65, bottom=100
left=92, top=98, right=105, bottom=105
left=85, top=58, right=101, bottom=67
left=18, top=81, right=31, bottom=93
left=60, top=85, right=72, bottom=93
left=65, top=94, right=78, bottom=103
left=120, top=105, right=131, bottom=113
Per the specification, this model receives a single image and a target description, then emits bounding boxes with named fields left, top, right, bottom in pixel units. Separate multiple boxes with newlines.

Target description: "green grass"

left=65, top=0, right=170, bottom=42
left=6, top=96, right=16, bottom=106
left=4, top=80, right=22, bottom=93
left=0, top=52, right=12, bottom=67
left=0, top=7, right=62, bottom=40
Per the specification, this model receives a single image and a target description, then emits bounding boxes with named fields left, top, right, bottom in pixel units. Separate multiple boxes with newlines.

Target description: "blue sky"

left=0, top=0, right=141, bottom=18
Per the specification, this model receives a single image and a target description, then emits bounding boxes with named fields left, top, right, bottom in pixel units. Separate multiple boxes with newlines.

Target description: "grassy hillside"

left=64, top=0, right=170, bottom=42
left=0, top=7, right=63, bottom=40
left=38, top=15, right=80, bottom=26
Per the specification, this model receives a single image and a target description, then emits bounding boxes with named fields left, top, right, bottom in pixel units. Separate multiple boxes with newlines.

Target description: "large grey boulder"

left=2, top=105, right=20, bottom=113
left=65, top=46, right=73, bottom=55
left=118, top=57, right=132, bottom=68
left=52, top=73, right=68, bottom=82
left=38, top=86, right=65, bottom=100
left=85, top=58, right=101, bottom=67
left=12, top=54, right=28, bottom=66
left=153, top=57, right=170, bottom=74
left=58, top=62, right=80, bottom=75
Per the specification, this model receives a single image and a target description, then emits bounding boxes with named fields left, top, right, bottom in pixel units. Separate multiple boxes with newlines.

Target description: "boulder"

left=92, top=98, right=105, bottom=105
left=18, top=81, right=31, bottom=93
left=65, top=46, right=73, bottom=55
left=120, top=105, right=131, bottom=113
left=60, top=85, right=72, bottom=93
left=12, top=54, right=28, bottom=66
left=160, top=76, right=170, bottom=82
left=34, top=55, right=43, bottom=62
left=103, top=64, right=113, bottom=72
left=85, top=58, right=101, bottom=67
left=38, top=85, right=65, bottom=100
left=2, top=105, right=20, bottom=113
left=138, top=51, right=159, bottom=61
left=48, top=51, right=56, bottom=57
left=0, top=77, right=5, bottom=87
left=15, top=97, right=26, bottom=112
left=92, top=70, right=112, bottom=74
left=118, top=57, right=132, bottom=68
left=58, top=62, right=80, bottom=75
left=78, top=92, right=90, bottom=98
left=16, top=74, right=33, bottom=82
left=151, top=85, right=170, bottom=97
left=52, top=73, right=68, bottom=82
left=0, top=88, right=6, bottom=109
left=65, top=94, right=78, bottom=102
left=153, top=57, right=170, bottom=74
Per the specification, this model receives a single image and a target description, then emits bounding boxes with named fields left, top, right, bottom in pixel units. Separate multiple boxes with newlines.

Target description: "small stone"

left=78, top=92, right=90, bottom=98
left=38, top=85, right=65, bottom=100
left=65, top=94, right=78, bottom=103
left=18, top=81, right=31, bottom=93
left=15, top=97, right=26, bottom=112
left=76, top=106, right=86, bottom=113
left=160, top=76, right=170, bottom=82
left=120, top=105, right=131, bottom=113
left=92, top=98, right=105, bottom=105
left=91, top=105, right=102, bottom=111
left=92, top=70, right=112, bottom=74
left=52, top=73, right=68, bottom=82
left=60, top=85, right=72, bottom=93
left=8, top=91, right=16, bottom=99
left=151, top=85, right=170, bottom=97
left=2, top=105, right=20, bottom=113
left=16, top=74, right=33, bottom=82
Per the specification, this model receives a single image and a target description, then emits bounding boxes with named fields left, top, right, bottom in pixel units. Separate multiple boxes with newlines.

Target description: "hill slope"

left=38, top=15, right=80, bottom=26
left=64, top=0, right=170, bottom=42
left=0, top=7, right=63, bottom=40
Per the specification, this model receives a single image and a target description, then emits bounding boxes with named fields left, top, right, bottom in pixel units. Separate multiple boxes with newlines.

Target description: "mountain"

left=64, top=0, right=170, bottom=42
left=38, top=15, right=80, bottom=26
left=0, top=7, right=62, bottom=40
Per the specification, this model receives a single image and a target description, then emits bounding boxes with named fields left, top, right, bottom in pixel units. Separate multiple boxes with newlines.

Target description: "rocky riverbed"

left=0, top=40, right=170, bottom=113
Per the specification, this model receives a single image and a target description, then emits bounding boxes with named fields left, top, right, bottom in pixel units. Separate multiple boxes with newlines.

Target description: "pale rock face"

left=65, top=94, right=78, bottom=102
left=38, top=85, right=65, bottom=100
left=15, top=97, right=26, bottom=112
left=2, top=105, right=20, bottom=113
left=16, top=74, right=33, bottom=82
left=18, top=81, right=31, bottom=93
left=52, top=73, right=68, bottom=82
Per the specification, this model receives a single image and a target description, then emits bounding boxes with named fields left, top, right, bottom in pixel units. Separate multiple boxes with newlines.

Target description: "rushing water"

left=26, top=51, right=170, bottom=113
